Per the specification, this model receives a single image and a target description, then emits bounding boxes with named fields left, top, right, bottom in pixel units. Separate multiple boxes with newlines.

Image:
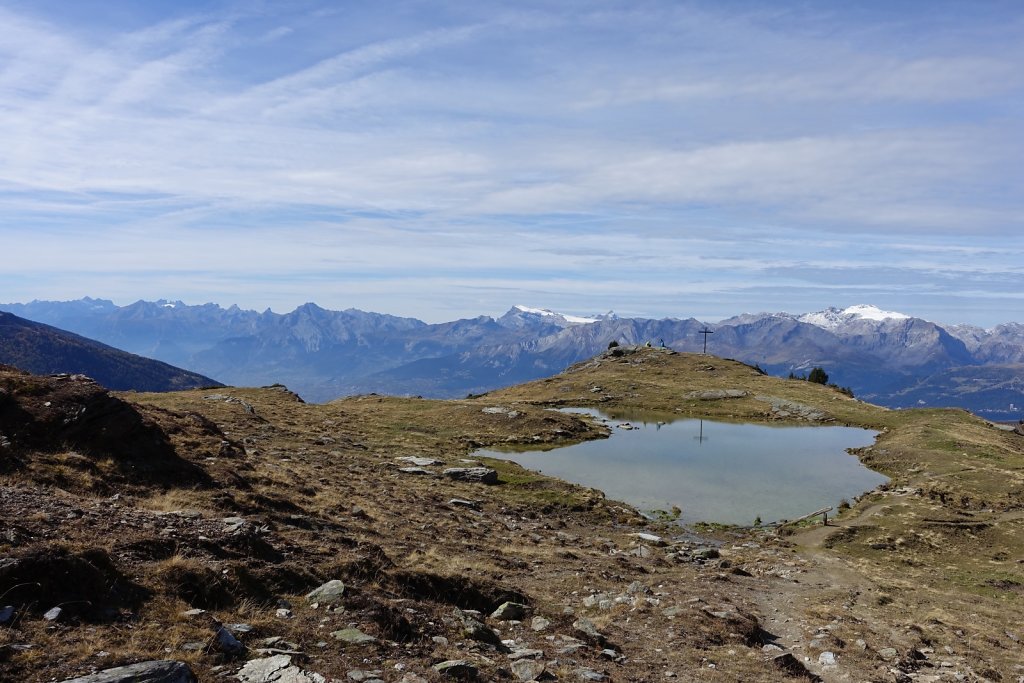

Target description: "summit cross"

left=699, top=327, right=714, bottom=354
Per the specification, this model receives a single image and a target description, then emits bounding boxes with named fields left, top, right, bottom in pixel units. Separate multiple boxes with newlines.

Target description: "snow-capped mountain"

left=797, top=304, right=912, bottom=330
left=497, top=305, right=616, bottom=329
left=0, top=298, right=1020, bottom=419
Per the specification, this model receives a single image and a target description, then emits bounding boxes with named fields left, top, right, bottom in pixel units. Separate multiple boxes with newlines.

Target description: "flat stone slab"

left=685, top=389, right=748, bottom=400
left=396, top=456, right=443, bottom=467
left=633, top=532, right=667, bottom=546
left=236, top=655, right=326, bottom=683
left=398, top=467, right=433, bottom=475
left=59, top=660, right=197, bottom=683
left=331, top=628, right=377, bottom=645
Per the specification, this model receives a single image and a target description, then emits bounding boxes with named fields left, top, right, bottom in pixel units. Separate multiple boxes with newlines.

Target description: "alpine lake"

left=475, top=408, right=886, bottom=526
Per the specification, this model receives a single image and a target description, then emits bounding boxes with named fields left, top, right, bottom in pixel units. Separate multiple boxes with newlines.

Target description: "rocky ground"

left=1, top=349, right=1022, bottom=682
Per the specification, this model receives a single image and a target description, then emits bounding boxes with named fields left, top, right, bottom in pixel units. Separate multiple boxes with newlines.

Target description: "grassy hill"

left=1, top=346, right=1021, bottom=681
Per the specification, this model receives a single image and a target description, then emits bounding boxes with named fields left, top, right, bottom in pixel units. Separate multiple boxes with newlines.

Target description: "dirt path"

left=792, top=501, right=892, bottom=550
left=743, top=496, right=917, bottom=682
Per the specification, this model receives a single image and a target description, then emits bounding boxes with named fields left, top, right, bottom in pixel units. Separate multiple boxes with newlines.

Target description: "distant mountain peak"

left=507, top=305, right=615, bottom=326
left=798, top=304, right=911, bottom=330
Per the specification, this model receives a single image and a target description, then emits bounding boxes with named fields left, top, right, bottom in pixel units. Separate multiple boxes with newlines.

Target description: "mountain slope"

left=0, top=311, right=221, bottom=392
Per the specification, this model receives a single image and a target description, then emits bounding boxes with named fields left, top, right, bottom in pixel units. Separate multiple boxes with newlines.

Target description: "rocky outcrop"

left=0, top=367, right=210, bottom=486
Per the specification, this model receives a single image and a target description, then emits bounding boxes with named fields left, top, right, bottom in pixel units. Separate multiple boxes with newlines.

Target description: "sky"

left=1, top=1, right=1022, bottom=326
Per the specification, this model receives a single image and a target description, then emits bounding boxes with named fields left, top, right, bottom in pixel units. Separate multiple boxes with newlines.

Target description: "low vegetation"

left=1, top=348, right=1021, bottom=681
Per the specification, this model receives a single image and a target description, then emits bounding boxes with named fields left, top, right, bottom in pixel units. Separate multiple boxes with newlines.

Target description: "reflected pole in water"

left=693, top=419, right=708, bottom=445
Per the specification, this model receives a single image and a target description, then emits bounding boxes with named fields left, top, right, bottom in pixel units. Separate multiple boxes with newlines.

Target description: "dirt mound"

left=0, top=366, right=209, bottom=488
left=389, top=570, right=529, bottom=613
left=0, top=545, right=150, bottom=622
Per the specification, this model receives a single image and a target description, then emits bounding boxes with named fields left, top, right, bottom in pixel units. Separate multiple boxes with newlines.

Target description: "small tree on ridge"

left=807, top=367, right=829, bottom=385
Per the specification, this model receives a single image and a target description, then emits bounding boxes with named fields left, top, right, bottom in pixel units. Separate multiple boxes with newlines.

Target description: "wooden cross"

left=699, top=327, right=714, bottom=354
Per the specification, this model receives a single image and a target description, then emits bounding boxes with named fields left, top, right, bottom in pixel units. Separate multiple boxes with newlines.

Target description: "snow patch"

left=798, top=304, right=911, bottom=330
left=512, top=305, right=601, bottom=325
left=842, top=304, right=910, bottom=322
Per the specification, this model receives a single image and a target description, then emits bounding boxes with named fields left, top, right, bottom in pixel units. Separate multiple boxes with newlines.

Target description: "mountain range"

left=1, top=298, right=1021, bottom=419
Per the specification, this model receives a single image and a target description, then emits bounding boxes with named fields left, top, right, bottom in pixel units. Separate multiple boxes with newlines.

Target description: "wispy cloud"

left=1, top=1, right=1022, bottom=325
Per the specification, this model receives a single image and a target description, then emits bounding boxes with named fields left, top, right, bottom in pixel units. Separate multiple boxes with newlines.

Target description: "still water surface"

left=476, top=409, right=885, bottom=525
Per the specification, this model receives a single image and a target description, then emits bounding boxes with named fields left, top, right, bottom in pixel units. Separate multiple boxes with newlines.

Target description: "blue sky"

left=1, top=1, right=1022, bottom=326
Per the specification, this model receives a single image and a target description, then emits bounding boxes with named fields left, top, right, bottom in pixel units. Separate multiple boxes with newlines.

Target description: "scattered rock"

left=510, top=659, right=545, bottom=682
left=769, top=653, right=821, bottom=682
left=818, top=651, right=837, bottom=666
left=530, top=616, right=550, bottom=631
left=633, top=533, right=666, bottom=546
left=58, top=660, right=197, bottom=683
left=216, top=626, right=246, bottom=656
left=491, top=601, right=529, bottom=621
left=443, top=467, right=498, bottom=485
left=482, top=407, right=521, bottom=418
left=331, top=627, right=376, bottom=645
left=398, top=675, right=428, bottom=683
left=305, top=579, right=345, bottom=606
left=878, top=647, right=899, bottom=660
left=575, top=668, right=609, bottom=682
left=43, top=606, right=63, bottom=621
left=448, top=498, right=481, bottom=509
left=572, top=617, right=608, bottom=645
left=0, top=605, right=13, bottom=624
left=236, top=654, right=325, bottom=683
left=454, top=608, right=504, bottom=647
left=432, top=660, right=478, bottom=679
left=398, top=467, right=433, bottom=476
left=396, top=456, right=443, bottom=467
left=756, top=395, right=827, bottom=422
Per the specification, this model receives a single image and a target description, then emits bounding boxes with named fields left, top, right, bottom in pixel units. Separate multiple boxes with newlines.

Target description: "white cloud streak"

left=0, top=1, right=1022, bottom=326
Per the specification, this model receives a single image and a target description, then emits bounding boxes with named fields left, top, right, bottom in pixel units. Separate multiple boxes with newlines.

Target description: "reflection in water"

left=694, top=419, right=707, bottom=444
left=476, top=409, right=885, bottom=526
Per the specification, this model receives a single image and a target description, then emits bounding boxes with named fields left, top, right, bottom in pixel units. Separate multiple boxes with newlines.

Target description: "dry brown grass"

left=4, top=348, right=1021, bottom=681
